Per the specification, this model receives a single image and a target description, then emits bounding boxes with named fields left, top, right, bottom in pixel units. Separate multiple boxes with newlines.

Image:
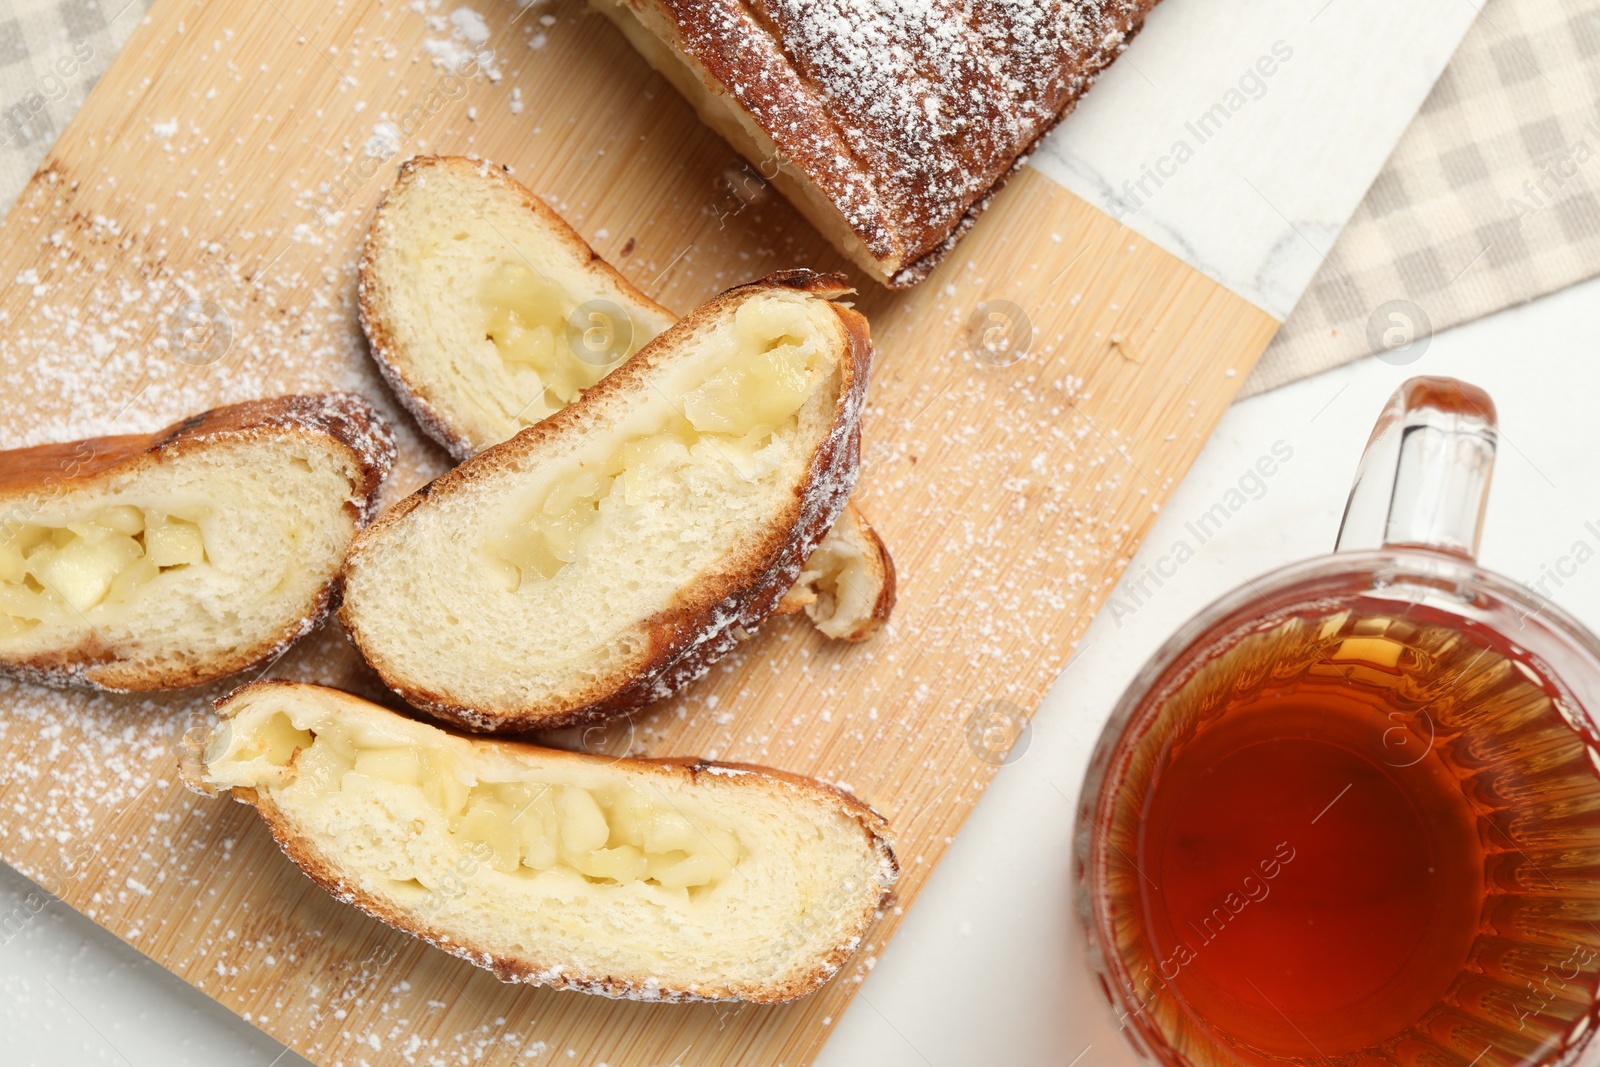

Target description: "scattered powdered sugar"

left=661, top=0, right=1154, bottom=281
left=0, top=178, right=439, bottom=484
left=449, top=6, right=490, bottom=45
left=422, top=35, right=477, bottom=73
left=422, top=5, right=503, bottom=82
left=0, top=0, right=1192, bottom=1060
left=365, top=121, right=403, bottom=159
left=697, top=764, right=755, bottom=778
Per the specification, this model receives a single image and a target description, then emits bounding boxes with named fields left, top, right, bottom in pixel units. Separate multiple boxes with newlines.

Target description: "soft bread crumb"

left=0, top=395, right=393, bottom=690
left=187, top=681, right=897, bottom=1002
left=775, top=503, right=896, bottom=641
left=340, top=272, right=871, bottom=732
left=359, top=156, right=897, bottom=644
left=358, top=155, right=676, bottom=461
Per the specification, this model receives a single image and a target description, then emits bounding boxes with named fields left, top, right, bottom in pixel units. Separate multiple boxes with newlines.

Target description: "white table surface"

left=1034, top=0, right=1475, bottom=320
left=3, top=274, right=1597, bottom=1066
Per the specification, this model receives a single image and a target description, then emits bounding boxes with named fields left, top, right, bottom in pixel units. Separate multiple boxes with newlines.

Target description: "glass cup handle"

left=1334, top=376, right=1498, bottom=561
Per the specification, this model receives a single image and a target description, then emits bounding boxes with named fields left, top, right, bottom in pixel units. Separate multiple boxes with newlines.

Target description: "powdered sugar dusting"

left=422, top=6, right=503, bottom=82
left=0, top=0, right=1214, bottom=1058
left=0, top=151, right=449, bottom=875
left=652, top=0, right=1155, bottom=279
left=365, top=121, right=403, bottom=159
left=448, top=7, right=490, bottom=45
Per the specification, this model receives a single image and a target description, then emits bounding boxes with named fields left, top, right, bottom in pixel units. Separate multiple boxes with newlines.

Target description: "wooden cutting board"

left=0, top=0, right=1277, bottom=1063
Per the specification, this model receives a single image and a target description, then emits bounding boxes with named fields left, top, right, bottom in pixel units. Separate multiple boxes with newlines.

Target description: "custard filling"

left=481, top=263, right=647, bottom=414
left=485, top=296, right=823, bottom=589
left=216, top=710, right=744, bottom=892
left=0, top=505, right=210, bottom=631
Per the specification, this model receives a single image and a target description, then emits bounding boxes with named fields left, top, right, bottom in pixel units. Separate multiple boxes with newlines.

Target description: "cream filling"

left=0, top=505, right=210, bottom=634
left=479, top=262, right=650, bottom=422
left=209, top=707, right=744, bottom=893
left=791, top=529, right=878, bottom=638
left=485, top=295, right=823, bottom=589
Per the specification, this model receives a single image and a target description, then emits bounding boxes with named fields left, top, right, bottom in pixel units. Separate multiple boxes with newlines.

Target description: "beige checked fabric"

left=1247, top=0, right=1600, bottom=394
left=0, top=0, right=1594, bottom=395
left=0, top=0, right=147, bottom=200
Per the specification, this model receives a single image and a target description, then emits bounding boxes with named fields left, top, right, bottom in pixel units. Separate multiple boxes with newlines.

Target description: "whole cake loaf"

left=595, top=0, right=1161, bottom=287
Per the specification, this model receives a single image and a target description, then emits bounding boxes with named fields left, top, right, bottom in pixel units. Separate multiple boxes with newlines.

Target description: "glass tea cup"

left=1076, top=377, right=1600, bottom=1067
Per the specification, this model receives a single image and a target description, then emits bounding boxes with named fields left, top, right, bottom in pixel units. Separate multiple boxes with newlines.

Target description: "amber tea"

left=1098, top=605, right=1600, bottom=1067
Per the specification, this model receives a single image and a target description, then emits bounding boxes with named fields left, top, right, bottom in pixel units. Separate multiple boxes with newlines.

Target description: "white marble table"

left=3, top=274, right=1596, bottom=1065
left=1035, top=0, right=1475, bottom=320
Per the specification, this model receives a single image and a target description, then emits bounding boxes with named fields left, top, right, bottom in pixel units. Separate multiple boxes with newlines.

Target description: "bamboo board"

left=0, top=0, right=1279, bottom=1063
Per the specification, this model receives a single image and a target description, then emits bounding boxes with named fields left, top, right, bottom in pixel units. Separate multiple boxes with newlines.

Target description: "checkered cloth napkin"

left=0, top=0, right=1594, bottom=395
left=0, top=0, right=147, bottom=188
left=1246, top=0, right=1600, bottom=394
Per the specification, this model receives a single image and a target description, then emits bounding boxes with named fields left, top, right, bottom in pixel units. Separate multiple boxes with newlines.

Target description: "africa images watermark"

left=1, top=440, right=106, bottom=551
left=0, top=832, right=122, bottom=949
left=163, top=298, right=233, bottom=366
left=1110, top=40, right=1295, bottom=220
left=1509, top=517, right=1600, bottom=629
left=963, top=300, right=1032, bottom=367
left=1113, top=840, right=1299, bottom=1031
left=0, top=888, right=48, bottom=948
left=1516, top=940, right=1596, bottom=1032
left=1372, top=109, right=1600, bottom=368
left=0, top=40, right=95, bottom=148
left=1366, top=298, right=1432, bottom=366
left=1105, top=441, right=1296, bottom=626
left=965, top=699, right=1031, bottom=766
left=708, top=148, right=788, bottom=230
left=1506, top=111, right=1600, bottom=229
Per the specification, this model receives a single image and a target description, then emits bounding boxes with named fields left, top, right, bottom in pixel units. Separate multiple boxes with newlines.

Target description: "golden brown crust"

left=0, top=395, right=395, bottom=691
left=340, top=269, right=873, bottom=733
left=356, top=155, right=678, bottom=463
left=187, top=680, right=898, bottom=1002
left=603, top=0, right=1161, bottom=286
left=356, top=161, right=896, bottom=647
left=853, top=508, right=898, bottom=632
left=825, top=504, right=897, bottom=640
left=774, top=502, right=897, bottom=641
